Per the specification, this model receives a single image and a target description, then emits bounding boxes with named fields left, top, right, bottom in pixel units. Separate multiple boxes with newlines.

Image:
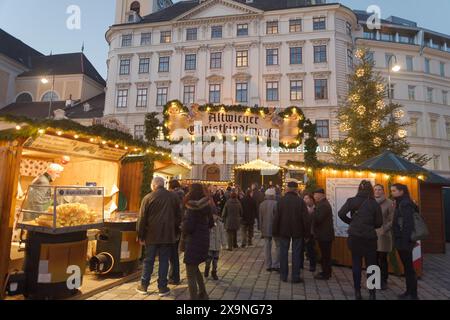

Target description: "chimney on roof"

left=66, top=95, right=74, bottom=107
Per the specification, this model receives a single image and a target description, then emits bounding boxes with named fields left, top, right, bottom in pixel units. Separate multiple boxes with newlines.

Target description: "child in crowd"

left=205, top=212, right=227, bottom=280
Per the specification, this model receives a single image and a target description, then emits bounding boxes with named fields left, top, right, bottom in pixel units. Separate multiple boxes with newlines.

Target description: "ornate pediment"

left=232, top=72, right=252, bottom=81
left=206, top=74, right=225, bottom=82
left=176, top=0, right=262, bottom=21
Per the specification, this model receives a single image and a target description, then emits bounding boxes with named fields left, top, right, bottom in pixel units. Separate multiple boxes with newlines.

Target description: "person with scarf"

left=374, top=184, right=394, bottom=290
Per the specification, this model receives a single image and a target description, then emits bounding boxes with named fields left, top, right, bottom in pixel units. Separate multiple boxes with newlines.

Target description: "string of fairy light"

left=12, top=123, right=178, bottom=159
left=337, top=48, right=408, bottom=157
left=287, top=163, right=426, bottom=182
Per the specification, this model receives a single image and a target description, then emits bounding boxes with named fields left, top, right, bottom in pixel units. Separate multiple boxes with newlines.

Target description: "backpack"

left=411, top=210, right=429, bottom=242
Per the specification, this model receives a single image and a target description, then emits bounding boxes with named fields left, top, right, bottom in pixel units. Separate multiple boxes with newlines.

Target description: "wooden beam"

left=0, top=140, right=23, bottom=299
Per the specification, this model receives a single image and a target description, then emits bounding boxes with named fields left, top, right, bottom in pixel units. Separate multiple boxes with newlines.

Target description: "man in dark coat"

left=251, top=183, right=265, bottom=230
left=273, top=182, right=307, bottom=283
left=136, top=177, right=182, bottom=296
left=240, top=191, right=257, bottom=247
left=168, top=180, right=184, bottom=285
left=313, top=188, right=335, bottom=281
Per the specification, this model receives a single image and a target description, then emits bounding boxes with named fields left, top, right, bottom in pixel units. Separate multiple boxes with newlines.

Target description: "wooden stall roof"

left=0, top=115, right=171, bottom=159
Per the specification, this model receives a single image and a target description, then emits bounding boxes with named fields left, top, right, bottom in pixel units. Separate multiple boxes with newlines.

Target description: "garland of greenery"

left=121, top=154, right=157, bottom=200
left=140, top=155, right=155, bottom=200
left=286, top=160, right=429, bottom=178
left=0, top=114, right=170, bottom=155
left=162, top=101, right=312, bottom=148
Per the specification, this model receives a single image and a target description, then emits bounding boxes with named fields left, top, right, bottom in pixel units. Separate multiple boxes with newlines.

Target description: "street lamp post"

left=387, top=55, right=401, bottom=105
left=41, top=72, right=55, bottom=119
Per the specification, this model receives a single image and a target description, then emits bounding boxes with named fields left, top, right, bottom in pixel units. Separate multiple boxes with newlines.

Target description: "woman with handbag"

left=391, top=183, right=419, bottom=300
left=338, top=180, right=383, bottom=300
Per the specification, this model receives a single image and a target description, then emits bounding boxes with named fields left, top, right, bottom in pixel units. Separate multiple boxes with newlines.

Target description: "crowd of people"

left=136, top=177, right=419, bottom=301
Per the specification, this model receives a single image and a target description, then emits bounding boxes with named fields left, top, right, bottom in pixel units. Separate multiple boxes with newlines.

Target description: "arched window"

left=16, top=92, right=33, bottom=103
left=130, top=1, right=141, bottom=15
left=205, top=166, right=221, bottom=181
left=41, top=91, right=59, bottom=102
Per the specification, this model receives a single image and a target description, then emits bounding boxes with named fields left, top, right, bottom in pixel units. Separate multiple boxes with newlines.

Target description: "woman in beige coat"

left=374, top=184, right=395, bottom=290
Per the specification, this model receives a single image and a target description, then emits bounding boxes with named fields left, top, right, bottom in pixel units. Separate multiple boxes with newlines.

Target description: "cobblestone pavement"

left=88, top=232, right=450, bottom=301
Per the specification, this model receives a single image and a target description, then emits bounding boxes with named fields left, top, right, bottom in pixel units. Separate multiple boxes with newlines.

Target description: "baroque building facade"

left=104, top=0, right=450, bottom=179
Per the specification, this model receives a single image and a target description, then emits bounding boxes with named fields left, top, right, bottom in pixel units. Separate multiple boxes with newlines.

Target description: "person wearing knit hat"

left=313, top=187, right=335, bottom=282
left=259, top=188, right=280, bottom=272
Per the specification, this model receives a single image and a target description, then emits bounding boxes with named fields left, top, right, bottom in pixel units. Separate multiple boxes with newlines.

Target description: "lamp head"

left=392, top=64, right=401, bottom=72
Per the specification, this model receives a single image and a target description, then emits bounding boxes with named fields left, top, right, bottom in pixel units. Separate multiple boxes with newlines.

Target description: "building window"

left=314, top=79, right=328, bottom=100
left=266, top=48, right=279, bottom=66
left=346, top=22, right=352, bottom=36
left=446, top=122, right=450, bottom=140
left=211, top=26, right=223, bottom=39
left=236, top=50, right=248, bottom=67
left=41, top=91, right=59, bottom=102
left=433, top=155, right=440, bottom=170
left=136, top=88, right=148, bottom=108
left=443, top=91, right=448, bottom=105
left=156, top=87, right=168, bottom=106
left=183, top=85, right=195, bottom=104
left=116, top=89, right=128, bottom=108
left=158, top=56, right=170, bottom=72
left=236, top=83, right=248, bottom=103
left=316, top=120, right=330, bottom=138
left=385, top=53, right=394, bottom=68
left=425, top=58, right=431, bottom=74
left=347, top=49, right=353, bottom=68
left=406, top=56, right=414, bottom=71
left=408, top=86, right=416, bottom=100
left=138, top=58, right=150, bottom=74
left=366, top=51, right=375, bottom=63
left=388, top=84, right=395, bottom=99
left=186, top=28, right=198, bottom=41
left=314, top=45, right=327, bottom=63
left=160, top=31, right=172, bottom=43
left=290, top=80, right=303, bottom=101
left=209, top=84, right=221, bottom=103
left=381, top=33, right=395, bottom=42
left=237, top=23, right=248, bottom=36
left=289, top=19, right=302, bottom=33
left=210, top=52, right=222, bottom=69
left=16, top=92, right=33, bottom=103
left=119, top=59, right=131, bottom=75
left=140, top=33, right=151, bottom=45
left=399, top=34, right=414, bottom=44
left=427, top=87, right=434, bottom=103
left=134, top=125, right=145, bottom=140
left=266, top=81, right=279, bottom=101
left=409, top=117, right=419, bottom=137
left=313, top=17, right=326, bottom=30
left=440, top=62, right=446, bottom=77
left=266, top=21, right=278, bottom=34
left=185, top=54, right=197, bottom=70
left=121, top=34, right=132, bottom=47
left=364, top=31, right=376, bottom=40
left=430, top=118, right=438, bottom=138
left=290, top=47, right=302, bottom=64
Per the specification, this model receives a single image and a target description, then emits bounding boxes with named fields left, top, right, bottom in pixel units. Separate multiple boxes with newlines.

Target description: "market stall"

left=288, top=151, right=450, bottom=276
left=0, top=115, right=170, bottom=299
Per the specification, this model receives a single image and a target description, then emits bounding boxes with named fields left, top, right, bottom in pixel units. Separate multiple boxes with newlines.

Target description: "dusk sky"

left=1, top=0, right=449, bottom=78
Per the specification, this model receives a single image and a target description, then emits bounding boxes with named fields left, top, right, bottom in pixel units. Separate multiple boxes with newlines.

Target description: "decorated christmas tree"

left=331, top=48, right=426, bottom=165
